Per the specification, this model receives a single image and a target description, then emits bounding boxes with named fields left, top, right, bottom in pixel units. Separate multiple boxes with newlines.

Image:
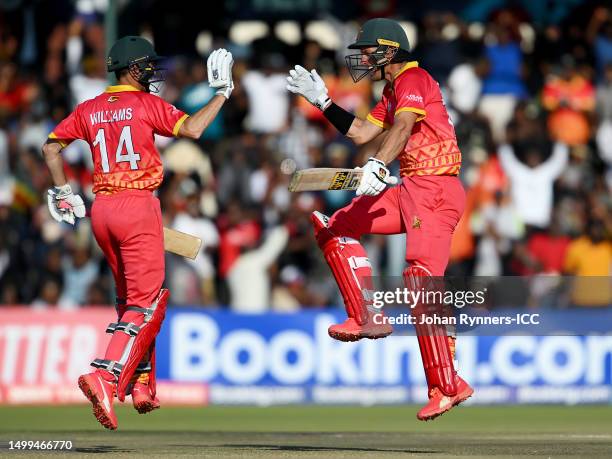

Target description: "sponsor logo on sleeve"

left=405, top=94, right=424, bottom=103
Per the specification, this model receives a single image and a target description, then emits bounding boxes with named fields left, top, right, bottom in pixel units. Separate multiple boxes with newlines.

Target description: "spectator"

left=85, top=282, right=110, bottom=305
left=416, top=12, right=464, bottom=85
left=596, top=63, right=612, bottom=121
left=217, top=201, right=261, bottom=279
left=271, top=265, right=306, bottom=312
left=216, top=142, right=256, bottom=206
left=586, top=7, right=612, bottom=79
left=0, top=62, right=37, bottom=117
left=242, top=53, right=289, bottom=133
left=447, top=58, right=483, bottom=116
left=595, top=63, right=612, bottom=184
left=65, top=19, right=106, bottom=106
left=227, top=225, right=289, bottom=312
left=564, top=219, right=611, bottom=276
left=478, top=14, right=528, bottom=142
left=60, top=246, right=99, bottom=306
left=563, top=219, right=611, bottom=306
left=542, top=57, right=595, bottom=146
left=499, top=142, right=569, bottom=228
left=471, top=190, right=524, bottom=276
left=29, top=246, right=64, bottom=302
left=171, top=178, right=220, bottom=304
left=278, top=109, right=319, bottom=170
left=524, top=216, right=571, bottom=274
left=32, top=278, right=62, bottom=309
left=0, top=281, right=19, bottom=304
left=163, top=139, right=215, bottom=190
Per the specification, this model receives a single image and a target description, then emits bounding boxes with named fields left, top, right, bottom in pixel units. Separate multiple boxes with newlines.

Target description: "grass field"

left=0, top=405, right=611, bottom=458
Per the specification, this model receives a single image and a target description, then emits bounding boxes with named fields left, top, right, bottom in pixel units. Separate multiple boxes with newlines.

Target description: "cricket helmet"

left=346, top=18, right=411, bottom=82
left=107, top=36, right=165, bottom=93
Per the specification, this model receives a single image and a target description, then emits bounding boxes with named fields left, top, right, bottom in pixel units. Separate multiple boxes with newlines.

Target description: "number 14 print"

left=93, top=126, right=141, bottom=173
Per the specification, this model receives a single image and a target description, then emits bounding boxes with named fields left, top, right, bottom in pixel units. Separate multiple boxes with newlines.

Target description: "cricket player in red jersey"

left=42, top=36, right=233, bottom=430
left=287, top=18, right=473, bottom=420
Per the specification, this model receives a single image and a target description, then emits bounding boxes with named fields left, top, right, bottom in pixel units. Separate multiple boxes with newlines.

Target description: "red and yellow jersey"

left=49, top=85, right=188, bottom=194
left=367, top=62, right=461, bottom=177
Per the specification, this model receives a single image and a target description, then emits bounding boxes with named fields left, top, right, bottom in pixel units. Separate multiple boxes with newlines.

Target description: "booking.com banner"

left=0, top=307, right=611, bottom=405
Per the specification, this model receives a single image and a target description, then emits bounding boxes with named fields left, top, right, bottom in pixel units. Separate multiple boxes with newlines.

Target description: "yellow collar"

left=394, top=61, right=419, bottom=79
left=105, top=84, right=141, bottom=93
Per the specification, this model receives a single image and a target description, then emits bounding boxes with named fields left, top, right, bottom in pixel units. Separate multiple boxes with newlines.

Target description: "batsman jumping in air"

left=42, top=36, right=233, bottom=430
left=287, top=18, right=473, bottom=420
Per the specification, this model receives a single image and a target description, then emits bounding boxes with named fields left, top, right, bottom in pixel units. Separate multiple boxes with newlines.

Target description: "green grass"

left=0, top=405, right=611, bottom=458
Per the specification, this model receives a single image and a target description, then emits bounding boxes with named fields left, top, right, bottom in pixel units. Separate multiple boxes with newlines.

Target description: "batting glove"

left=356, top=158, right=399, bottom=197
left=286, top=65, right=331, bottom=111
left=207, top=48, right=234, bottom=99
left=47, top=184, right=86, bottom=225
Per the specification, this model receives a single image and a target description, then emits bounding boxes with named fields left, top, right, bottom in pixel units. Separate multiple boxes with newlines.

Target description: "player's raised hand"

left=207, top=48, right=234, bottom=98
left=286, top=65, right=331, bottom=111
left=47, top=184, right=86, bottom=225
left=356, top=157, right=399, bottom=197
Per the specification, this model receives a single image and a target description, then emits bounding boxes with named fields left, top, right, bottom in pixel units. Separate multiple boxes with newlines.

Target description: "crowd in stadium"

left=0, top=1, right=610, bottom=310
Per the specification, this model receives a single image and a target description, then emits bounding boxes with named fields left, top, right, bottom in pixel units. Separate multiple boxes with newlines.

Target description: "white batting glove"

left=356, top=158, right=399, bottom=197
left=47, top=184, right=86, bottom=225
left=207, top=48, right=234, bottom=99
left=286, top=65, right=331, bottom=111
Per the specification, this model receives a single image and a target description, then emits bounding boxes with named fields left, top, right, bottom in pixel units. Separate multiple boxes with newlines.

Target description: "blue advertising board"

left=154, top=309, right=612, bottom=405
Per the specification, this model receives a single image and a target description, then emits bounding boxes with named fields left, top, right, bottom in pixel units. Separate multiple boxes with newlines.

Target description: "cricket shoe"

left=328, top=311, right=393, bottom=342
left=416, top=375, right=474, bottom=421
left=78, top=372, right=118, bottom=430
left=131, top=381, right=161, bottom=414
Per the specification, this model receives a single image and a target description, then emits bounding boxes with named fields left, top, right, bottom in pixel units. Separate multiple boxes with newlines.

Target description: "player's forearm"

left=322, top=102, right=355, bottom=136
left=42, top=141, right=67, bottom=186
left=345, top=117, right=370, bottom=144
left=323, top=104, right=382, bottom=145
left=374, top=112, right=416, bottom=164
left=179, top=95, right=226, bottom=139
left=374, top=121, right=412, bottom=165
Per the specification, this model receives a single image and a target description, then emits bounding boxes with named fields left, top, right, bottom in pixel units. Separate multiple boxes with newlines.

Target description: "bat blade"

left=288, top=168, right=363, bottom=192
left=163, top=227, right=202, bottom=260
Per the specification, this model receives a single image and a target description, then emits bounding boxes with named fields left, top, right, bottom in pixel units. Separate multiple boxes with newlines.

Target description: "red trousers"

left=328, top=175, right=465, bottom=275
left=91, top=190, right=164, bottom=308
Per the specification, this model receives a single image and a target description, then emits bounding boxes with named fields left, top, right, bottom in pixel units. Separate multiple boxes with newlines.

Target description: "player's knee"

left=403, top=264, right=433, bottom=290
left=406, top=258, right=446, bottom=277
left=310, top=211, right=356, bottom=249
left=404, top=264, right=433, bottom=278
left=311, top=211, right=334, bottom=247
left=311, top=211, right=361, bottom=249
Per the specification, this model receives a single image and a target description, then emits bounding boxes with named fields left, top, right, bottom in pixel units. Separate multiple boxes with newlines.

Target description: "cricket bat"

left=163, top=227, right=202, bottom=260
left=288, top=168, right=363, bottom=192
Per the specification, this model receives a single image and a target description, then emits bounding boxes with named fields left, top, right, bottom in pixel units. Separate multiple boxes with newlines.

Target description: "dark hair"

left=115, top=68, right=129, bottom=80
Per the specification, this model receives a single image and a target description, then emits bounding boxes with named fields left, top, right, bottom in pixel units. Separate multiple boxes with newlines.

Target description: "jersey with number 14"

left=367, top=62, right=461, bottom=177
left=49, top=85, right=188, bottom=194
